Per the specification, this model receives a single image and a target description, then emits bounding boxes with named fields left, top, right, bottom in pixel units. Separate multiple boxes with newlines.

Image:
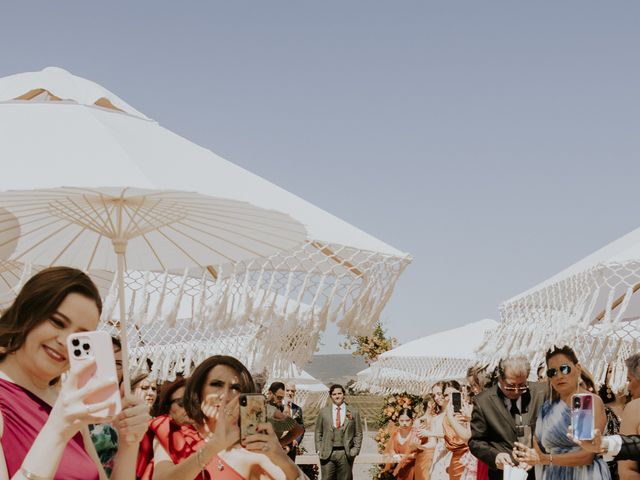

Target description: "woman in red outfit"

left=150, top=355, right=303, bottom=479
left=0, top=267, right=149, bottom=480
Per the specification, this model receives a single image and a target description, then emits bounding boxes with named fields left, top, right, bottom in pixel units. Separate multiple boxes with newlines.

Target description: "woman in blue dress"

left=513, top=345, right=611, bottom=480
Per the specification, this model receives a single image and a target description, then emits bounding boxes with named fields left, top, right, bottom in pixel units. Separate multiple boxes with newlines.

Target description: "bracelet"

left=195, top=447, right=207, bottom=469
left=19, top=467, right=52, bottom=480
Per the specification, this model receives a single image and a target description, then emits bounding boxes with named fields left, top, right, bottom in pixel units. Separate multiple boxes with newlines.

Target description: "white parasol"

left=356, top=319, right=498, bottom=394
left=477, top=225, right=640, bottom=390
left=0, top=186, right=306, bottom=391
left=0, top=67, right=410, bottom=375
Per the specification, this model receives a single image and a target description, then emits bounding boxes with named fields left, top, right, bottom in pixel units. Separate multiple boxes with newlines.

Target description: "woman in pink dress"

left=0, top=267, right=150, bottom=480
left=150, top=355, right=304, bottom=479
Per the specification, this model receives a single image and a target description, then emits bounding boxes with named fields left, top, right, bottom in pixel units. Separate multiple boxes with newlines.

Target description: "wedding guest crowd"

left=5, top=267, right=640, bottom=480
left=0, top=268, right=308, bottom=480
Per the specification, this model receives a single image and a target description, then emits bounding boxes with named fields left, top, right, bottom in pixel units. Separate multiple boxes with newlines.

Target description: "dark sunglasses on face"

left=547, top=364, right=572, bottom=378
left=501, top=382, right=529, bottom=392
left=171, top=397, right=184, bottom=407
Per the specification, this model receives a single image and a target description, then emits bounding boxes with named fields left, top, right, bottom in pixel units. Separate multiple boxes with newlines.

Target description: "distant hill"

left=305, top=354, right=368, bottom=387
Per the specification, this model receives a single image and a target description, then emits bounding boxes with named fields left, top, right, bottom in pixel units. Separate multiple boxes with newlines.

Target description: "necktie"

left=510, top=398, right=520, bottom=417
left=336, top=407, right=341, bottom=428
left=289, top=404, right=293, bottom=416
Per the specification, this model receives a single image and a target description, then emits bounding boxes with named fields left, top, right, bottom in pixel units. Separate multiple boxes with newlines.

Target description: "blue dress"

left=535, top=399, right=611, bottom=480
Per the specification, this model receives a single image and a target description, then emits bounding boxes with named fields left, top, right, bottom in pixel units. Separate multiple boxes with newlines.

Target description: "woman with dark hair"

left=147, top=355, right=303, bottom=479
left=0, top=266, right=149, bottom=479
left=384, top=408, right=419, bottom=479
left=153, top=376, right=190, bottom=423
left=136, top=377, right=192, bottom=478
left=513, top=345, right=611, bottom=479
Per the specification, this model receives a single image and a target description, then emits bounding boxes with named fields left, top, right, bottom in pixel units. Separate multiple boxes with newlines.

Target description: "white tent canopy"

left=357, top=319, right=498, bottom=395
left=478, top=224, right=640, bottom=388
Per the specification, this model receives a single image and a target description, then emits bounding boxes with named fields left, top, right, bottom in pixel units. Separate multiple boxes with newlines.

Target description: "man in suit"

left=284, top=382, right=305, bottom=461
left=469, top=356, right=546, bottom=480
left=267, top=381, right=304, bottom=453
left=314, top=384, right=363, bottom=480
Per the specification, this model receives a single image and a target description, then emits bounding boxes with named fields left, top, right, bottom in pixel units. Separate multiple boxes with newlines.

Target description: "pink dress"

left=0, top=378, right=99, bottom=479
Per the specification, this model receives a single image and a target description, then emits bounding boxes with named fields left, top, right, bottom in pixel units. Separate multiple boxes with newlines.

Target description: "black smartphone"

left=451, top=391, right=462, bottom=413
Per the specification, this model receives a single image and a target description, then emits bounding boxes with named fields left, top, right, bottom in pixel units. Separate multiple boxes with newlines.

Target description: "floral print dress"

left=89, top=423, right=119, bottom=477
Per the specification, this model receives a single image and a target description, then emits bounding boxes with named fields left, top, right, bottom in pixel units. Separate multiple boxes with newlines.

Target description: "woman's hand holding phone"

left=47, top=359, right=118, bottom=441
left=242, top=422, right=300, bottom=478
left=113, top=395, right=151, bottom=445
left=198, top=394, right=241, bottom=462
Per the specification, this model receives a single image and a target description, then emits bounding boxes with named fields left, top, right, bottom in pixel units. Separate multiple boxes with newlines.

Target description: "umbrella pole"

left=114, top=243, right=132, bottom=397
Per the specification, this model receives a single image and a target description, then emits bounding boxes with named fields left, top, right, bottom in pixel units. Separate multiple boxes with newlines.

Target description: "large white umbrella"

left=0, top=186, right=306, bottom=391
left=357, top=319, right=498, bottom=394
left=477, top=225, right=640, bottom=389
left=0, top=67, right=410, bottom=340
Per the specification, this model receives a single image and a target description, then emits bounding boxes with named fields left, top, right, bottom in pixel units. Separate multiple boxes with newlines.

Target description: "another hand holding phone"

left=112, top=395, right=152, bottom=445
left=46, top=359, right=119, bottom=441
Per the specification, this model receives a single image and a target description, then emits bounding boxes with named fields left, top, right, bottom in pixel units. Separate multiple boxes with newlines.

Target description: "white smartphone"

left=67, top=331, right=121, bottom=418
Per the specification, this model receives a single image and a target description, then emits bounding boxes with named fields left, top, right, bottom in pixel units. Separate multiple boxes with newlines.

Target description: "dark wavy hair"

left=183, top=355, right=256, bottom=425
left=154, top=376, right=187, bottom=417
left=0, top=267, right=102, bottom=362
left=546, top=345, right=595, bottom=400
left=398, top=408, right=413, bottom=420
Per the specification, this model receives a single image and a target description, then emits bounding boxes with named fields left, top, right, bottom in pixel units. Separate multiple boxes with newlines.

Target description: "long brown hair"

left=183, top=355, right=256, bottom=425
left=0, top=267, right=102, bottom=362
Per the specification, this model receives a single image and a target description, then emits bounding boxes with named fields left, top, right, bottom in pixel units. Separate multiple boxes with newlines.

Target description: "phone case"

left=67, top=331, right=122, bottom=418
left=571, top=393, right=595, bottom=440
left=239, top=393, right=266, bottom=438
left=452, top=392, right=462, bottom=413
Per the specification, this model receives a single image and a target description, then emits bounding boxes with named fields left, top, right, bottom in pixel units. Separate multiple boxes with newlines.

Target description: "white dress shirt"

left=602, top=435, right=623, bottom=462
left=332, top=403, right=346, bottom=428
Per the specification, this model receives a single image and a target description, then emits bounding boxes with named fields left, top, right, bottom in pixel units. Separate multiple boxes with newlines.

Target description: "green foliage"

left=340, top=321, right=397, bottom=365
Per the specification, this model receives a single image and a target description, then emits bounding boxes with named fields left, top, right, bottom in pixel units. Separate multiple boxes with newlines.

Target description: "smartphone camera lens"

left=82, top=343, right=90, bottom=351
left=573, top=398, right=581, bottom=408
left=240, top=396, right=247, bottom=406
left=74, top=349, right=81, bottom=357
left=71, top=338, right=80, bottom=347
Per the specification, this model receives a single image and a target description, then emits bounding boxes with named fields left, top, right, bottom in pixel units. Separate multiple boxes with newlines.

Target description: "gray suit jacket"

left=468, top=382, right=546, bottom=480
left=314, top=404, right=363, bottom=461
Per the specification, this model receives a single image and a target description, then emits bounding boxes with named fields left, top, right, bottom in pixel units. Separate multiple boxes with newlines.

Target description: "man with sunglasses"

left=469, top=356, right=546, bottom=480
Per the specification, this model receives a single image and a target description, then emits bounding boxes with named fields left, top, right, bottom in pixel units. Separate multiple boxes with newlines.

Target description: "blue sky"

left=2, top=2, right=640, bottom=353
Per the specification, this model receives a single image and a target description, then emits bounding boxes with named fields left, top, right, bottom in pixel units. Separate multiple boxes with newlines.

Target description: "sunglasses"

left=500, top=382, right=529, bottom=393
left=547, top=364, right=572, bottom=378
left=171, top=397, right=184, bottom=407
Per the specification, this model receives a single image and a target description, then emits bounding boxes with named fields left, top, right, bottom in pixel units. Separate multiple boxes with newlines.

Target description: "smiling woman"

left=0, top=266, right=150, bottom=480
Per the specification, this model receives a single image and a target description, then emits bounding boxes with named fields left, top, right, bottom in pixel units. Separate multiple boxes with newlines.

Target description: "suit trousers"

left=320, top=449, right=353, bottom=480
